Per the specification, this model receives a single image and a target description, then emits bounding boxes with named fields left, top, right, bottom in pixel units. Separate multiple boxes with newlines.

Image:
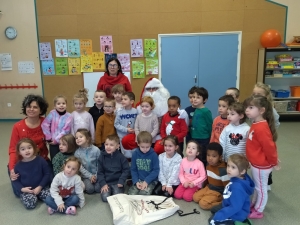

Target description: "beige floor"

left=0, top=121, right=299, bottom=225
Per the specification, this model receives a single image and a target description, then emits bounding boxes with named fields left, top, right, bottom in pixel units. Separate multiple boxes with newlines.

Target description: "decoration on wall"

left=55, top=39, right=68, bottom=57
left=260, top=29, right=282, bottom=48
left=117, top=53, right=130, bottom=72
left=81, top=55, right=93, bottom=72
left=39, top=42, right=53, bottom=60
left=18, top=61, right=35, bottom=74
left=132, top=60, right=145, bottom=78
left=68, top=39, right=80, bottom=57
left=100, top=36, right=113, bottom=53
left=145, top=58, right=158, bottom=75
left=92, top=52, right=105, bottom=70
left=144, top=39, right=157, bottom=58
left=105, top=53, right=117, bottom=66
left=0, top=83, right=38, bottom=89
left=55, top=58, right=68, bottom=75
left=130, top=39, right=143, bottom=57
left=80, top=39, right=93, bottom=56
left=68, top=58, right=81, bottom=75
left=0, top=53, right=12, bottom=71
left=41, top=60, right=55, bottom=75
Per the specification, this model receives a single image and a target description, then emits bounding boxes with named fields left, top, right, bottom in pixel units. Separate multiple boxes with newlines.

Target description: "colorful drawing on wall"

left=144, top=39, right=157, bottom=58
left=100, top=36, right=113, bottom=54
left=105, top=53, right=117, bottom=66
left=39, top=42, right=52, bottom=60
left=132, top=61, right=145, bottom=79
left=18, top=61, right=35, bottom=74
left=41, top=60, right=55, bottom=75
left=55, top=39, right=68, bottom=57
left=55, top=58, right=68, bottom=75
left=117, top=53, right=130, bottom=72
left=68, top=39, right=80, bottom=57
left=68, top=58, right=81, bottom=75
left=130, top=39, right=143, bottom=57
left=92, top=52, right=105, bottom=70
left=145, top=58, right=158, bottom=75
left=81, top=55, right=93, bottom=72
left=80, top=39, right=93, bottom=56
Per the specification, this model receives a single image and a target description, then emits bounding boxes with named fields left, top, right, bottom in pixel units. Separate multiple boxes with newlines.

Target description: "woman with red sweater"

left=97, top=58, right=132, bottom=98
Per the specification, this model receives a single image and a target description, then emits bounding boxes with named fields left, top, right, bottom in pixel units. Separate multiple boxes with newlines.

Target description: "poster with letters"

left=144, top=39, right=157, bottom=58
left=39, top=42, right=52, bottom=60
left=130, top=39, right=143, bottom=57
left=117, top=53, right=130, bottom=72
left=55, top=39, right=68, bottom=57
left=68, top=39, right=80, bottom=57
left=41, top=60, right=55, bottom=75
left=100, top=36, right=113, bottom=53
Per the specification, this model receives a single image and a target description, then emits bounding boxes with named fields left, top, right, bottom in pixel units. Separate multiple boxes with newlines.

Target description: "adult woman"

left=8, top=94, right=49, bottom=195
left=97, top=58, right=132, bottom=98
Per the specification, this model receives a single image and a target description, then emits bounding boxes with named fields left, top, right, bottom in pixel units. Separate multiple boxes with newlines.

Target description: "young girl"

left=52, top=134, right=77, bottom=176
left=245, top=95, right=278, bottom=219
left=45, top=156, right=85, bottom=215
left=219, top=102, right=250, bottom=162
left=74, top=128, right=101, bottom=194
left=174, top=140, right=206, bottom=202
left=42, top=95, right=72, bottom=161
left=153, top=135, right=182, bottom=197
left=111, top=84, right=125, bottom=112
left=12, top=138, right=50, bottom=209
left=71, top=88, right=95, bottom=142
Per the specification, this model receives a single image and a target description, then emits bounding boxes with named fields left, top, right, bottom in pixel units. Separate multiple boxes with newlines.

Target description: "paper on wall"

left=55, top=39, right=68, bottom=57
left=39, top=42, right=52, bottom=60
left=92, top=52, right=105, bottom=70
left=68, top=39, right=80, bottom=57
left=100, top=36, right=113, bottom=53
left=18, top=61, right=35, bottom=74
left=130, top=39, right=143, bottom=57
left=80, top=39, right=93, bottom=56
left=81, top=55, right=93, bottom=72
left=0, top=53, right=12, bottom=71
left=55, top=58, right=68, bottom=75
left=144, top=39, right=157, bottom=58
left=146, top=58, right=158, bottom=75
left=68, top=58, right=81, bottom=75
left=132, top=60, right=145, bottom=78
left=41, top=60, right=55, bottom=75
left=117, top=53, right=130, bottom=72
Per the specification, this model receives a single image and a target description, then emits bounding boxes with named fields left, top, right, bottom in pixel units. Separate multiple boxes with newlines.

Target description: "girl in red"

left=244, top=95, right=278, bottom=219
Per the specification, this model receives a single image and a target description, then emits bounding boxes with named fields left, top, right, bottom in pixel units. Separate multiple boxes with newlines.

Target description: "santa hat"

left=138, top=77, right=163, bottom=103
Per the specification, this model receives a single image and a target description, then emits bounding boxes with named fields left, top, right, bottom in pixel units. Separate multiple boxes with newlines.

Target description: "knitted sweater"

left=134, top=113, right=159, bottom=142
left=52, top=152, right=74, bottom=176
left=210, top=116, right=229, bottom=143
left=206, top=162, right=230, bottom=193
left=114, top=107, right=138, bottom=138
left=95, top=112, right=116, bottom=147
left=191, top=107, right=213, bottom=139
left=71, top=111, right=95, bottom=142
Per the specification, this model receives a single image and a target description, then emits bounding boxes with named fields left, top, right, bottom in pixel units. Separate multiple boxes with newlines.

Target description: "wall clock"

left=5, top=26, right=17, bottom=40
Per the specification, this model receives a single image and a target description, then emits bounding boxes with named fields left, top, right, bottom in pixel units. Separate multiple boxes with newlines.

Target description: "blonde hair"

left=104, top=98, right=116, bottom=107
left=137, top=131, right=152, bottom=144
left=254, top=82, right=273, bottom=103
left=141, top=96, right=155, bottom=109
left=111, top=84, right=125, bottom=94
left=228, top=154, right=249, bottom=174
left=73, top=88, right=88, bottom=104
left=60, top=134, right=77, bottom=153
left=54, top=95, right=67, bottom=105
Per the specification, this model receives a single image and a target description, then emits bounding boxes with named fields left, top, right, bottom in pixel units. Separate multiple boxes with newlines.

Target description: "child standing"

left=225, top=87, right=240, bottom=102
left=97, top=135, right=130, bottom=202
left=245, top=95, right=278, bottom=219
left=219, top=102, right=249, bottom=162
left=128, top=131, right=159, bottom=195
left=193, top=142, right=229, bottom=210
left=13, top=138, right=50, bottom=209
left=153, top=135, right=182, bottom=197
left=95, top=98, right=116, bottom=150
left=210, top=95, right=235, bottom=143
left=111, top=84, right=125, bottom=111
left=88, top=90, right=106, bottom=129
left=209, top=154, right=254, bottom=225
left=185, top=86, right=198, bottom=143
left=174, top=141, right=207, bottom=202
left=74, top=128, right=101, bottom=194
left=71, top=88, right=95, bottom=142
left=46, top=156, right=85, bottom=215
left=41, top=95, right=72, bottom=161
left=52, top=134, right=77, bottom=176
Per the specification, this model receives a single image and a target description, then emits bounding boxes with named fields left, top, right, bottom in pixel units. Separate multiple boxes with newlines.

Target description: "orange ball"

left=260, top=29, right=282, bottom=48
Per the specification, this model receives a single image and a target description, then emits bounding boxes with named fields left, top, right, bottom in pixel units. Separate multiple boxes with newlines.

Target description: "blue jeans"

left=100, top=184, right=124, bottom=202
left=45, top=195, right=79, bottom=213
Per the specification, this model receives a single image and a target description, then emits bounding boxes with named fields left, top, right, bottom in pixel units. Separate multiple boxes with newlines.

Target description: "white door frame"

left=158, top=31, right=242, bottom=88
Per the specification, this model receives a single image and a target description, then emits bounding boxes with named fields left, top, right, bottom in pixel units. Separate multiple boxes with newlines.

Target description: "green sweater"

left=52, top=152, right=74, bottom=176
left=190, top=107, right=213, bottom=139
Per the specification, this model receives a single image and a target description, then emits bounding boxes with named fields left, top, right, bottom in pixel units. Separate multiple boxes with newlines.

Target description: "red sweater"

left=160, top=112, right=188, bottom=143
left=210, top=116, right=229, bottom=143
left=96, top=72, right=132, bottom=98
left=8, top=117, right=49, bottom=171
left=246, top=120, right=277, bottom=169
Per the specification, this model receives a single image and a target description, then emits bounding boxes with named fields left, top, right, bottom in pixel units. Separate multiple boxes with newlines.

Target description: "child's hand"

left=10, top=169, right=19, bottom=181
left=274, top=159, right=281, bottom=171
left=21, top=187, right=34, bottom=193
left=33, top=186, right=42, bottom=195
left=127, top=128, right=134, bottom=133
left=136, top=182, right=142, bottom=190
left=183, top=182, right=189, bottom=188
left=188, top=182, right=195, bottom=188
left=162, top=185, right=166, bottom=191
left=141, top=181, right=148, bottom=190
left=166, top=186, right=174, bottom=195
left=90, top=175, right=97, bottom=183
left=57, top=203, right=65, bottom=212
left=117, top=184, right=123, bottom=187
left=101, top=184, right=109, bottom=193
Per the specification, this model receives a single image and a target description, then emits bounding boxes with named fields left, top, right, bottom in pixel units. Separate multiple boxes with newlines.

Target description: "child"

left=153, top=135, right=182, bottom=197
left=95, top=98, right=116, bottom=150
left=210, top=95, right=235, bottom=143
left=71, top=88, right=95, bottom=142
left=111, top=84, right=125, bottom=111
left=245, top=95, right=278, bottom=219
left=74, top=128, right=101, bottom=194
left=190, top=87, right=213, bottom=166
left=193, top=142, right=229, bottom=210
left=97, top=135, right=130, bottom=202
left=52, top=134, right=77, bottom=176
left=45, top=156, right=85, bottom=215
left=225, top=87, right=240, bottom=102
left=185, top=86, right=198, bottom=143
left=209, top=154, right=254, bottom=225
left=114, top=92, right=138, bottom=159
left=154, top=96, right=188, bottom=156
left=41, top=95, right=72, bottom=160
left=174, top=141, right=207, bottom=202
left=88, top=90, right=106, bottom=129
left=13, top=138, right=50, bottom=209
left=128, top=131, right=159, bottom=195
left=219, top=102, right=249, bottom=162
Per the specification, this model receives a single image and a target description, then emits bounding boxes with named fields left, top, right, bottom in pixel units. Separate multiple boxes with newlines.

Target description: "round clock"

left=5, top=26, right=17, bottom=40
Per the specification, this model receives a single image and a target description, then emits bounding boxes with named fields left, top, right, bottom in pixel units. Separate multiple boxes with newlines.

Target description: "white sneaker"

left=267, top=185, right=271, bottom=191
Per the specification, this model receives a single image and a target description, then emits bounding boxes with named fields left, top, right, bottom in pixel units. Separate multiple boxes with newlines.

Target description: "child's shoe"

left=267, top=185, right=271, bottom=191
left=47, top=207, right=55, bottom=215
left=65, top=206, right=76, bottom=215
left=248, top=209, right=263, bottom=219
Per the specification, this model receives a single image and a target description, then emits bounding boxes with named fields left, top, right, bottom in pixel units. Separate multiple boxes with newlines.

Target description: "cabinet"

left=257, top=47, right=300, bottom=115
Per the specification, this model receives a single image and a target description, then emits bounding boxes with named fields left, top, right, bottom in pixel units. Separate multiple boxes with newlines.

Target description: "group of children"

left=12, top=82, right=279, bottom=225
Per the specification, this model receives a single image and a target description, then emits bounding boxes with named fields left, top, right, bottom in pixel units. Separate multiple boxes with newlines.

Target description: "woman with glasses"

left=97, top=58, right=132, bottom=98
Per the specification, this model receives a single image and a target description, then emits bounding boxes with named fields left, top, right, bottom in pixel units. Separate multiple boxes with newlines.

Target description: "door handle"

left=194, top=75, right=197, bottom=83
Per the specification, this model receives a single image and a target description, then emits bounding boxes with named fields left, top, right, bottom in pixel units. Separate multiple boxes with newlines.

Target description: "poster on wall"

left=55, top=58, right=68, bottom=75
left=41, top=60, right=55, bottom=75
left=68, top=39, right=80, bottom=57
left=105, top=53, right=117, bottom=66
left=145, top=58, right=158, bottom=75
left=39, top=42, right=52, bottom=60
left=18, top=61, right=35, bottom=74
left=0, top=53, right=12, bottom=71
left=80, top=39, right=93, bottom=56
left=130, top=39, right=143, bottom=57
left=81, top=55, right=93, bottom=72
left=100, top=36, right=113, bottom=53
left=132, top=60, right=145, bottom=78
left=92, top=52, right=105, bottom=70
left=144, top=39, right=157, bottom=58
left=117, top=53, right=130, bottom=72
left=68, top=58, right=81, bottom=75
left=55, top=39, right=68, bottom=57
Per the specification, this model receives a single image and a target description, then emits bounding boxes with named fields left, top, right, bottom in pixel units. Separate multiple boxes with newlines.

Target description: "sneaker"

left=65, top=206, right=76, bottom=215
left=47, top=207, right=55, bottom=215
left=248, top=209, right=264, bottom=219
left=267, top=185, right=271, bottom=191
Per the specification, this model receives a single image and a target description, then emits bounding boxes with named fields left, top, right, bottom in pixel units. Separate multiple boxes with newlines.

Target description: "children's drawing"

left=81, top=55, right=93, bottom=72
left=130, top=39, right=143, bottom=57
left=144, top=39, right=157, bottom=58
left=55, top=39, right=68, bottom=57
left=132, top=61, right=145, bottom=79
left=117, top=53, right=130, bottom=72
left=146, top=58, right=158, bottom=75
left=68, top=58, right=81, bottom=75
left=100, top=36, right=113, bottom=54
left=80, top=39, right=93, bottom=56
left=39, top=42, right=52, bottom=60
left=41, top=60, right=55, bottom=75
left=68, top=39, right=80, bottom=57
left=55, top=58, right=68, bottom=75
left=105, top=53, right=117, bottom=67
left=92, top=52, right=105, bottom=70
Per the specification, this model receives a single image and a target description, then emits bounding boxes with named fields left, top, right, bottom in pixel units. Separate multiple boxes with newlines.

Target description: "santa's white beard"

left=143, top=87, right=170, bottom=117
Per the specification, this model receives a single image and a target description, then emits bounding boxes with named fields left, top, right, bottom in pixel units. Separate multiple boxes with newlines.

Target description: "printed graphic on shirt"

left=136, top=159, right=151, bottom=171
left=166, top=120, right=175, bottom=135
left=223, top=182, right=232, bottom=199
left=248, top=130, right=254, bottom=141
left=214, top=122, right=226, bottom=134
left=183, top=167, right=199, bottom=175
left=229, top=133, right=243, bottom=145
left=119, top=114, right=137, bottom=120
left=127, top=121, right=132, bottom=128
left=59, top=185, right=75, bottom=198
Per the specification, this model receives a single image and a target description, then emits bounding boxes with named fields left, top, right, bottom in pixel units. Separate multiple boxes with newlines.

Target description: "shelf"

left=278, top=111, right=300, bottom=115
left=265, top=76, right=300, bottom=79
left=265, top=68, right=300, bottom=70
left=274, top=97, right=300, bottom=100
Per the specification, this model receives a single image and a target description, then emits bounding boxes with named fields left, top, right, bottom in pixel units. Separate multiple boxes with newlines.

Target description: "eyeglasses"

left=104, top=105, right=114, bottom=108
left=108, top=64, right=118, bottom=68
left=145, top=87, right=158, bottom=91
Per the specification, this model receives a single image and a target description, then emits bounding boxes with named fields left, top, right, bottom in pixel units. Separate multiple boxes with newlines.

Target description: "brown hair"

left=219, top=95, right=235, bottom=106
left=141, top=96, right=155, bottom=109
left=111, top=84, right=125, bottom=94
left=228, top=154, right=249, bottom=174
left=253, top=82, right=273, bottom=103
left=228, top=102, right=247, bottom=124
left=106, top=134, right=120, bottom=144
left=63, top=156, right=82, bottom=173
left=163, top=135, right=180, bottom=154
left=54, top=95, right=67, bottom=105
left=60, top=134, right=77, bottom=153
left=123, top=92, right=135, bottom=101
left=137, top=131, right=152, bottom=144
left=226, top=87, right=240, bottom=98
left=16, top=138, right=38, bottom=161
left=104, top=98, right=116, bottom=107
left=73, top=88, right=89, bottom=104
left=75, top=128, right=92, bottom=145
left=186, top=140, right=202, bottom=160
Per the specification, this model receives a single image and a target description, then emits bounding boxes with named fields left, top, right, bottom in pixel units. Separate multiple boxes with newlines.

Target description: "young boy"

left=185, top=86, right=198, bottom=143
left=210, top=95, right=235, bottom=143
left=114, top=92, right=137, bottom=159
left=209, top=154, right=254, bottom=225
left=95, top=98, right=116, bottom=150
left=190, top=87, right=213, bottom=166
left=225, top=87, right=240, bottom=102
left=154, top=96, right=188, bottom=156
left=193, top=142, right=229, bottom=210
left=128, top=131, right=159, bottom=195
left=97, top=135, right=130, bottom=202
left=89, top=90, right=106, bottom=128
left=111, top=84, right=125, bottom=111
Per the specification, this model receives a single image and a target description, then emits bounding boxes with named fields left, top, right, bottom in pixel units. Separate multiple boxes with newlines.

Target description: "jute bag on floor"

left=107, top=194, right=180, bottom=225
